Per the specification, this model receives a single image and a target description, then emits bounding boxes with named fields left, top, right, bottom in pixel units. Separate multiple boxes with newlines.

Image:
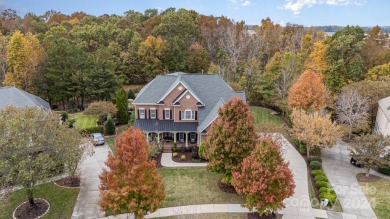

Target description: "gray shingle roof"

left=134, top=119, right=197, bottom=132
left=133, top=73, right=246, bottom=132
left=0, top=87, right=50, bottom=110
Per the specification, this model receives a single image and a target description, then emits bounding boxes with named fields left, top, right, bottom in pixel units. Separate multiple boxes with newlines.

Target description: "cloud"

left=228, top=0, right=254, bottom=8
left=280, top=0, right=365, bottom=15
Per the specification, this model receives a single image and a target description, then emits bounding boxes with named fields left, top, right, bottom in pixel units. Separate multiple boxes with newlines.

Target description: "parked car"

left=91, top=133, right=105, bottom=146
left=350, top=157, right=363, bottom=168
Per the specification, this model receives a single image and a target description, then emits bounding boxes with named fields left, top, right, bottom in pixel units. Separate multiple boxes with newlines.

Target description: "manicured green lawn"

left=360, top=179, right=390, bottom=219
left=159, top=167, right=244, bottom=207
left=0, top=183, right=79, bottom=219
left=69, top=112, right=98, bottom=130
left=250, top=106, right=284, bottom=125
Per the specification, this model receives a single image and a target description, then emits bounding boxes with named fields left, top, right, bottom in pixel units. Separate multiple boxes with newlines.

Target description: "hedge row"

left=310, top=160, right=337, bottom=206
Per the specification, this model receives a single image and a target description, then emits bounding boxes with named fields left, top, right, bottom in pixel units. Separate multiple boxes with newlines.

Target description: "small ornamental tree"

left=127, top=89, right=136, bottom=99
left=290, top=109, right=343, bottom=157
left=57, top=127, right=84, bottom=178
left=116, top=89, right=129, bottom=124
left=104, top=114, right=116, bottom=135
left=336, top=89, right=370, bottom=139
left=84, top=101, right=118, bottom=117
left=288, top=69, right=325, bottom=111
left=99, top=127, right=165, bottom=218
left=232, top=137, right=295, bottom=215
left=204, top=96, right=257, bottom=184
left=350, top=134, right=390, bottom=177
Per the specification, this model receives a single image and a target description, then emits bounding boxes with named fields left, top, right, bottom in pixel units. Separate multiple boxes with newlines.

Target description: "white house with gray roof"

left=375, top=96, right=390, bottom=136
left=0, top=86, right=50, bottom=111
left=133, top=72, right=245, bottom=146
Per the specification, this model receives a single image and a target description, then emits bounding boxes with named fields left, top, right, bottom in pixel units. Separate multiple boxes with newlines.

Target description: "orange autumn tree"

left=204, top=96, right=257, bottom=185
left=288, top=69, right=325, bottom=111
left=232, top=137, right=295, bottom=215
left=99, top=127, right=165, bottom=218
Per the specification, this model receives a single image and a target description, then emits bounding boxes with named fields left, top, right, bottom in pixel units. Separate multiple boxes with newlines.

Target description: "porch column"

left=185, top=132, right=189, bottom=147
left=157, top=132, right=160, bottom=144
left=173, top=132, right=177, bottom=143
left=146, top=132, right=149, bottom=143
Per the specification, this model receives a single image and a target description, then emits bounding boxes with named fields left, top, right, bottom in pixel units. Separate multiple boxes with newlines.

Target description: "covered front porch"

left=134, top=119, right=202, bottom=148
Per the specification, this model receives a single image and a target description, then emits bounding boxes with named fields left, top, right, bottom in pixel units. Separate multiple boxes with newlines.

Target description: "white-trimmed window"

left=164, top=108, right=170, bottom=119
left=182, top=109, right=195, bottom=120
left=139, top=108, right=145, bottom=119
left=150, top=108, right=156, bottom=119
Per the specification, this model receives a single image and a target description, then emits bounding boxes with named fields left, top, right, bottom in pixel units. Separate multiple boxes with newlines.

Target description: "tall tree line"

left=1, top=8, right=390, bottom=112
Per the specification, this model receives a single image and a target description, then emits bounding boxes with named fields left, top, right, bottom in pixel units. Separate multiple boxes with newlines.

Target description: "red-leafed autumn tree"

left=204, top=96, right=257, bottom=185
left=288, top=69, right=325, bottom=111
left=232, top=137, right=295, bottom=216
left=99, top=127, right=165, bottom=218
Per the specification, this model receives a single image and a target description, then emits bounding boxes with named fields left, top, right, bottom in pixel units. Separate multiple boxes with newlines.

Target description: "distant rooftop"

left=0, top=86, right=50, bottom=111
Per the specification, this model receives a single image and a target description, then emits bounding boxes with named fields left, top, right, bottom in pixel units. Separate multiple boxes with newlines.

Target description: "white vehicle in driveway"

left=91, top=133, right=105, bottom=146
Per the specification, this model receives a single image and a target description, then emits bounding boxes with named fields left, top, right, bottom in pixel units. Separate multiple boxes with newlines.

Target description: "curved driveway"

left=322, top=140, right=379, bottom=219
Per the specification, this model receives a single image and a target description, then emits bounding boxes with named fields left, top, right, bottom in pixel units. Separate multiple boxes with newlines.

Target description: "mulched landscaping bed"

left=13, top=198, right=49, bottom=219
left=55, top=176, right=80, bottom=188
left=356, top=173, right=382, bottom=182
left=172, top=152, right=207, bottom=163
left=218, top=180, right=237, bottom=194
left=248, top=212, right=279, bottom=219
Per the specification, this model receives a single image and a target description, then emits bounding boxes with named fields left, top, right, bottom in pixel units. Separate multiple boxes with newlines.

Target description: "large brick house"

left=133, top=72, right=246, bottom=146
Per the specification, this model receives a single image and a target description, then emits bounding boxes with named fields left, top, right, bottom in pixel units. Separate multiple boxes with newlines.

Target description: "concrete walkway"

left=322, top=140, right=378, bottom=219
left=160, top=153, right=207, bottom=167
left=72, top=142, right=111, bottom=219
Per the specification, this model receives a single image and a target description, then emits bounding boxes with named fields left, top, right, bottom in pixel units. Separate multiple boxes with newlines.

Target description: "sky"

left=1, top=0, right=389, bottom=27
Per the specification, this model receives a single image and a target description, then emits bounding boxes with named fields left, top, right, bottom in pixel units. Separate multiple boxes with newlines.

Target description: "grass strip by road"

left=359, top=179, right=390, bottom=219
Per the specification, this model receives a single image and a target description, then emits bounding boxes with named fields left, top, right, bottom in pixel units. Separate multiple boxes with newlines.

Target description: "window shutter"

left=195, top=111, right=197, bottom=120
left=156, top=110, right=158, bottom=119
left=179, top=111, right=181, bottom=120
left=163, top=110, right=165, bottom=120
left=170, top=110, right=172, bottom=119
left=137, top=109, right=140, bottom=119
left=149, top=110, right=151, bottom=119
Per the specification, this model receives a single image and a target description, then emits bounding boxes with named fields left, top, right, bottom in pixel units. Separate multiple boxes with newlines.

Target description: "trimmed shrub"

left=82, top=126, right=104, bottom=134
left=57, top=111, right=68, bottom=122
left=173, top=142, right=177, bottom=152
left=127, top=89, right=136, bottom=99
left=198, top=142, right=206, bottom=160
left=314, top=175, right=328, bottom=183
left=296, top=140, right=307, bottom=155
left=65, top=118, right=76, bottom=128
left=105, top=116, right=116, bottom=135
left=173, top=152, right=178, bottom=157
left=307, top=156, right=322, bottom=163
left=320, top=193, right=337, bottom=206
left=192, top=146, right=199, bottom=159
left=180, top=155, right=186, bottom=161
left=311, top=169, right=326, bottom=177
left=378, top=167, right=390, bottom=176
left=315, top=181, right=328, bottom=188
left=310, top=160, right=322, bottom=170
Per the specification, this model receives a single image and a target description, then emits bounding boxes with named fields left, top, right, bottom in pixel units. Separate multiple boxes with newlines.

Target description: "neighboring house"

left=133, top=72, right=246, bottom=146
left=375, top=96, right=390, bottom=136
left=0, top=86, right=50, bottom=111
